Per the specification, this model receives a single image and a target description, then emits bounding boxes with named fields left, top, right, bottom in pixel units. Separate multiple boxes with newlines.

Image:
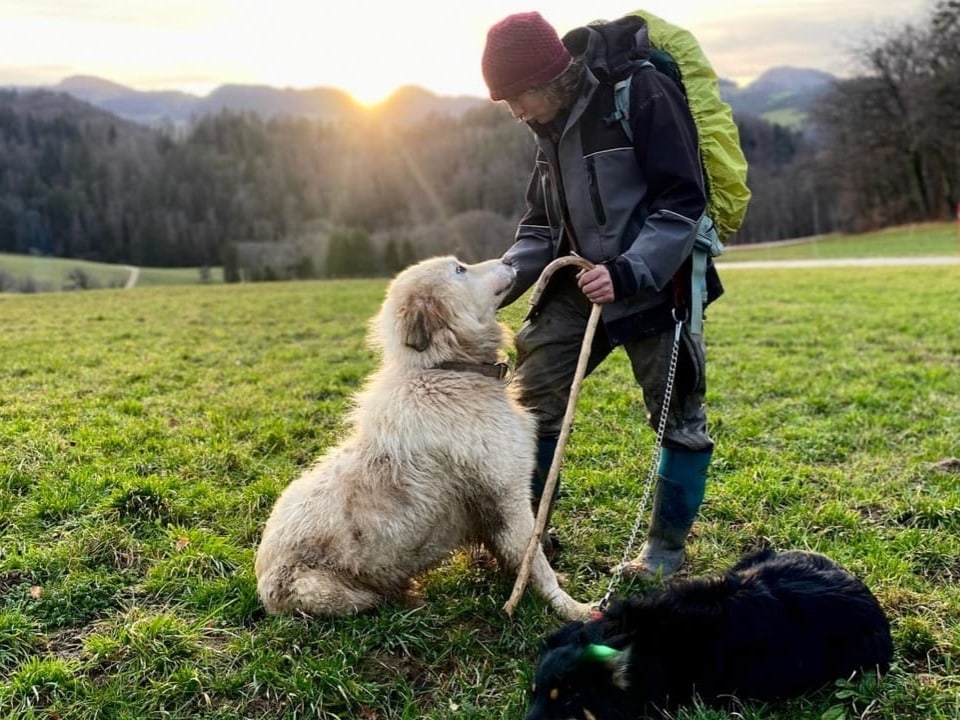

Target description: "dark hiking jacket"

left=501, top=17, right=706, bottom=341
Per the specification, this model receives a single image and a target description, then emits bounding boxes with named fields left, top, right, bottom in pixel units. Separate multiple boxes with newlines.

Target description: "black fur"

left=525, top=549, right=893, bottom=719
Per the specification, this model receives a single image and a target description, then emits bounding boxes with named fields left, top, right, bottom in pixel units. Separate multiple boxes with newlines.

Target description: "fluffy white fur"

left=254, top=256, right=591, bottom=620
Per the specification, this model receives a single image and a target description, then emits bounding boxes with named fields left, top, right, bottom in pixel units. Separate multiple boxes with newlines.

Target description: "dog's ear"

left=399, top=293, right=447, bottom=352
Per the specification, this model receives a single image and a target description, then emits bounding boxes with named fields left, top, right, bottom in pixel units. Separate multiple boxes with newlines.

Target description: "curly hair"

left=541, top=56, right=585, bottom=109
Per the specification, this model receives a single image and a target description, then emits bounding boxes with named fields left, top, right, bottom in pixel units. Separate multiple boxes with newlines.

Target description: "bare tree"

left=811, top=0, right=960, bottom=230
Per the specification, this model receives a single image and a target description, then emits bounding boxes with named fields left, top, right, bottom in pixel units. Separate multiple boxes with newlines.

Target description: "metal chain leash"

left=598, top=315, right=684, bottom=612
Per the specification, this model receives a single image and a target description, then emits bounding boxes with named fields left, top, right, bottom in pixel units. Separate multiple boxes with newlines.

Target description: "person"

left=481, top=11, right=721, bottom=579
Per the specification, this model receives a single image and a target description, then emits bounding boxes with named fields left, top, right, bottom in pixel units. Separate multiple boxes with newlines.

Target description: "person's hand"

left=577, top=265, right=615, bottom=304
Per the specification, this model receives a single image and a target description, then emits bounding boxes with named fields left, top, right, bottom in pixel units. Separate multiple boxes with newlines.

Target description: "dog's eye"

left=455, top=264, right=466, bottom=274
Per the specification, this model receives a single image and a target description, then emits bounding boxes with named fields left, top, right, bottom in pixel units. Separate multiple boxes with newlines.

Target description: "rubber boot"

left=531, top=436, right=561, bottom=561
left=621, top=447, right=711, bottom=579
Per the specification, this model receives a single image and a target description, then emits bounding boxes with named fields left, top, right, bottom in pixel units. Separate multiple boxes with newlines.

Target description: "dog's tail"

left=257, top=562, right=382, bottom=616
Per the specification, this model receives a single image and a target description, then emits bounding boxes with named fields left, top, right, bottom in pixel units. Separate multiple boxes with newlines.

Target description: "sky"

left=0, top=0, right=934, bottom=104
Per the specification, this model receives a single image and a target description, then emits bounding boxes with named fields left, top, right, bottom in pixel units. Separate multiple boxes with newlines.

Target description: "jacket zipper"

left=586, top=156, right=606, bottom=225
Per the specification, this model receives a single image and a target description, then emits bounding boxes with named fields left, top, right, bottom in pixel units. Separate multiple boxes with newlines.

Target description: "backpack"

left=607, top=9, right=751, bottom=244
left=588, top=10, right=750, bottom=333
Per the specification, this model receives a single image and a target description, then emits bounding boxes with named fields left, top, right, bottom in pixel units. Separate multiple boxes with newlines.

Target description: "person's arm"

left=605, top=69, right=706, bottom=301
left=500, top=152, right=555, bottom=307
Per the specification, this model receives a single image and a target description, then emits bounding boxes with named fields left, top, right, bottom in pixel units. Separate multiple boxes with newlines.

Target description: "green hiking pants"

left=512, top=270, right=713, bottom=452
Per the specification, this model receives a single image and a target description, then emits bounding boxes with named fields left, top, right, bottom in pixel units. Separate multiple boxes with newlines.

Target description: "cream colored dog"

left=254, top=256, right=591, bottom=620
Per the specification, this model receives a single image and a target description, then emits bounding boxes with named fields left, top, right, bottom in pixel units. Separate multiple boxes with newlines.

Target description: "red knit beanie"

left=482, top=12, right=572, bottom=101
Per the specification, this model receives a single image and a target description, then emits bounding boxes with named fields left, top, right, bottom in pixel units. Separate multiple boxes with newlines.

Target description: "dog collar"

left=434, top=361, right=510, bottom=380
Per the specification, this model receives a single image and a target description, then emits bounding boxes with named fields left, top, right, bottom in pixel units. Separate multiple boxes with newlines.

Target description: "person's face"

left=504, top=87, right=562, bottom=125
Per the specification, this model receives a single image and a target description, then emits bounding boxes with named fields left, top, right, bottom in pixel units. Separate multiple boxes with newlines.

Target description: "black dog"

left=525, top=549, right=893, bottom=719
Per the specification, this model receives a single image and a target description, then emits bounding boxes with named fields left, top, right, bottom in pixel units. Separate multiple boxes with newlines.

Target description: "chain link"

left=599, top=318, right=684, bottom=611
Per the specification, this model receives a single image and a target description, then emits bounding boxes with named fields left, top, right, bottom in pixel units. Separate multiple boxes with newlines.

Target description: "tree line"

left=0, top=1, right=955, bottom=282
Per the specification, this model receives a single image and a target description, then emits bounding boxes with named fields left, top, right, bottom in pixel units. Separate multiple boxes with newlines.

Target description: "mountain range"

left=15, top=66, right=836, bottom=128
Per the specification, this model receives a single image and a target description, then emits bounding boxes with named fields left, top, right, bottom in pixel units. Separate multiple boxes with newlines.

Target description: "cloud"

left=686, top=0, right=931, bottom=82
left=0, top=0, right=937, bottom=97
left=0, top=0, right=229, bottom=29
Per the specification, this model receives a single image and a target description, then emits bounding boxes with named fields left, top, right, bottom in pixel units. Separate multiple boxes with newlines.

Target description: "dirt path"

left=124, top=266, right=140, bottom=288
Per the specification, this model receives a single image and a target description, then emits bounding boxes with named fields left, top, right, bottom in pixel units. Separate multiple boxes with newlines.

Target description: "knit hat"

left=481, top=12, right=572, bottom=101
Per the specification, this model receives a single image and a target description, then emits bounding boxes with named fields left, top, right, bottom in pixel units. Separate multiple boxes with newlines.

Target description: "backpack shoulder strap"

left=606, top=61, right=653, bottom=144
left=611, top=76, right=633, bottom=143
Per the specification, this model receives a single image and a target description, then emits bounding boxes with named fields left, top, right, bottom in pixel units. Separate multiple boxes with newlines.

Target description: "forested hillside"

left=0, top=94, right=533, bottom=280
left=0, top=1, right=955, bottom=282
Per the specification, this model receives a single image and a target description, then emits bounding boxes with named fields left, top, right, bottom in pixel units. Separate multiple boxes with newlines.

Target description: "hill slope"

left=721, top=66, right=835, bottom=124
left=32, top=66, right=834, bottom=127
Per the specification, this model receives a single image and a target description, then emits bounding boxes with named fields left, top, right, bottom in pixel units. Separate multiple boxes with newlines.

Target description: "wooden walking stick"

left=504, top=255, right=600, bottom=616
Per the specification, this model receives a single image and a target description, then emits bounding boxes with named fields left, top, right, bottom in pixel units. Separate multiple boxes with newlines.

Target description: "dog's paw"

left=564, top=601, right=596, bottom=621
left=400, top=579, right=427, bottom=609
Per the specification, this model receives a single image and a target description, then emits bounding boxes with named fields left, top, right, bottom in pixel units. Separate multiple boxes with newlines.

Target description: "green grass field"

left=0, top=254, right=133, bottom=292
left=1, top=229, right=959, bottom=718
left=0, top=254, right=220, bottom=292
left=719, top=222, right=958, bottom=262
